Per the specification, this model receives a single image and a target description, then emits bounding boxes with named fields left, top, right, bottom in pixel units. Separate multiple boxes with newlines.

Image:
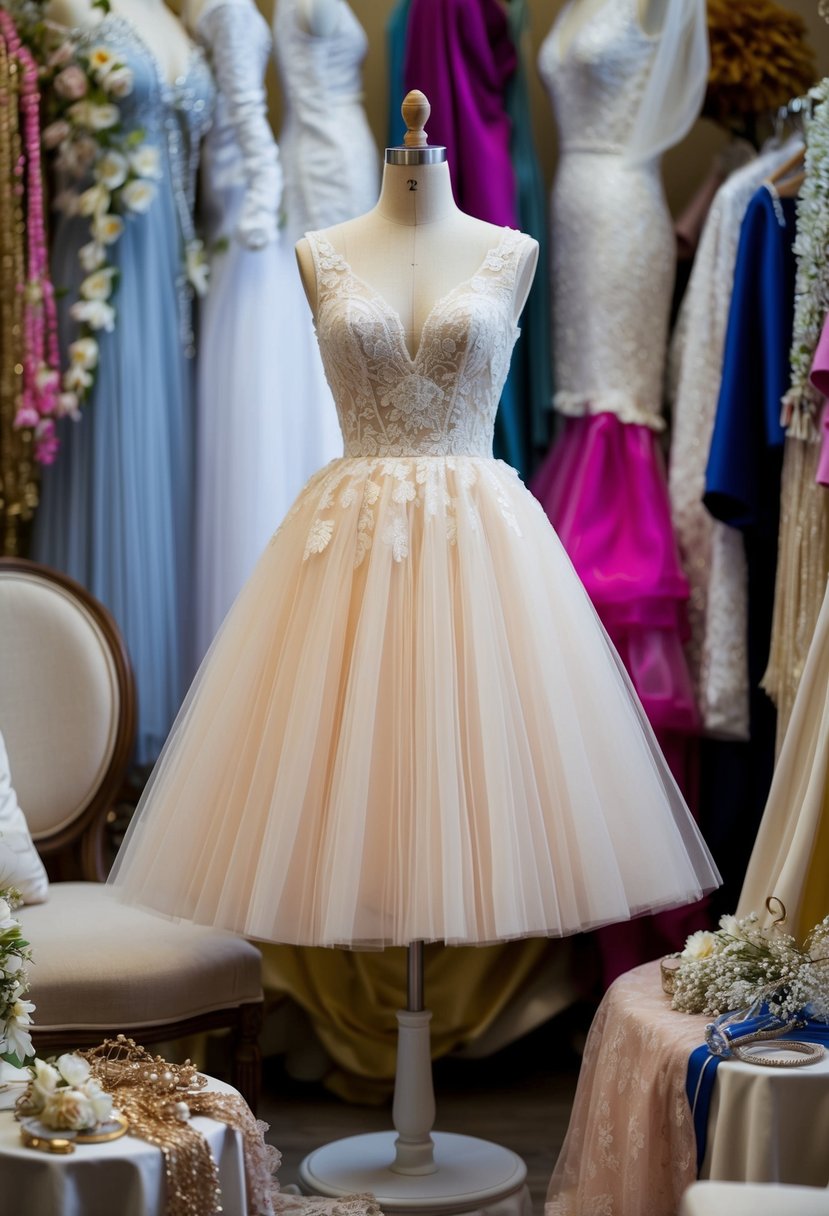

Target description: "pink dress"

left=810, top=315, right=829, bottom=487
left=535, top=0, right=703, bottom=978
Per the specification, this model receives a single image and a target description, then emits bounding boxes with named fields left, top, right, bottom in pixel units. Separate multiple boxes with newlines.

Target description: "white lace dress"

left=533, top=0, right=700, bottom=789
left=111, top=227, right=719, bottom=948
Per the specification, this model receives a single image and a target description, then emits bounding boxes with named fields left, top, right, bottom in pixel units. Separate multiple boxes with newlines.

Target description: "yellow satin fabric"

left=259, top=938, right=578, bottom=1103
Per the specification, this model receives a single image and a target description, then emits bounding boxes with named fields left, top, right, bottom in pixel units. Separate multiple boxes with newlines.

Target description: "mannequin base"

left=298, top=1130, right=528, bottom=1215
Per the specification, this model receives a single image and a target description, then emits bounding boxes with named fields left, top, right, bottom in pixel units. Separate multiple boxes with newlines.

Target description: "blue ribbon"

left=686, top=1014, right=829, bottom=1171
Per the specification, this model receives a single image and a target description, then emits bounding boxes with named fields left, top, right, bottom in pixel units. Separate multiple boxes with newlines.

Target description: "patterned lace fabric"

left=538, top=0, right=674, bottom=430
left=668, top=147, right=788, bottom=741
left=304, top=229, right=528, bottom=459
left=546, top=960, right=708, bottom=1216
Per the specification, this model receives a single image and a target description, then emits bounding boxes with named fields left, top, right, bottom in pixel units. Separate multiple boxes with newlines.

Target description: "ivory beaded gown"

left=111, top=228, right=719, bottom=947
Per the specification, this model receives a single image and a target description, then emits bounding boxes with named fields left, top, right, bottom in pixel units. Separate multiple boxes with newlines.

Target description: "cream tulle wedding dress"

left=111, top=227, right=719, bottom=947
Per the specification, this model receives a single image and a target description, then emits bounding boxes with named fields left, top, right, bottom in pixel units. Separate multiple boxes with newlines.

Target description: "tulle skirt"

left=111, top=455, right=719, bottom=947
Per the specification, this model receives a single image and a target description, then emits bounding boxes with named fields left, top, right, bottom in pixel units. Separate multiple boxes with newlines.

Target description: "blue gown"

left=34, top=17, right=214, bottom=765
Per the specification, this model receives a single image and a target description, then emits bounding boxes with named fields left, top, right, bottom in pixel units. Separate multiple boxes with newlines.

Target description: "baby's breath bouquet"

left=0, top=889, right=35, bottom=1068
left=670, top=912, right=829, bottom=1023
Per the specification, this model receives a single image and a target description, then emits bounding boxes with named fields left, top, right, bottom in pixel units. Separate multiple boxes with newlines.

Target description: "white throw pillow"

left=0, top=729, right=48, bottom=904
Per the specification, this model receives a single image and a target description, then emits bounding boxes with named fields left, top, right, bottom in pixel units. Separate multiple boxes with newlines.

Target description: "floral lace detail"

left=295, top=456, right=525, bottom=567
left=546, top=961, right=706, bottom=1216
left=305, top=228, right=528, bottom=459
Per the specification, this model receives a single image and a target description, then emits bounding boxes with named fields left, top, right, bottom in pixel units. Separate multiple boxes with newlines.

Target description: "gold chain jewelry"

left=79, top=1037, right=280, bottom=1216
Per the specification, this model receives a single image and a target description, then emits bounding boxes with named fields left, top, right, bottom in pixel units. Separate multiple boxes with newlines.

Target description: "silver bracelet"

left=733, top=1040, right=826, bottom=1068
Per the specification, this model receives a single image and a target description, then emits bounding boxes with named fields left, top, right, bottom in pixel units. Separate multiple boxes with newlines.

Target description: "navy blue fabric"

left=686, top=1015, right=829, bottom=1171
left=704, top=186, right=795, bottom=532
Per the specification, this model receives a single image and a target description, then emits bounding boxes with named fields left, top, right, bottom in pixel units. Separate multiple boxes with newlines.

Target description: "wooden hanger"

left=767, top=145, right=805, bottom=185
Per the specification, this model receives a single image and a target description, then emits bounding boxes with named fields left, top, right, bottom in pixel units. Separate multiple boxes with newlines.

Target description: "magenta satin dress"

left=402, top=0, right=517, bottom=228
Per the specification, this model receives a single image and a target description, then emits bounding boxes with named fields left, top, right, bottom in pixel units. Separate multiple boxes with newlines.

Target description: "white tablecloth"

left=701, top=1047, right=829, bottom=1186
left=682, top=1181, right=829, bottom=1216
left=0, top=1075, right=247, bottom=1216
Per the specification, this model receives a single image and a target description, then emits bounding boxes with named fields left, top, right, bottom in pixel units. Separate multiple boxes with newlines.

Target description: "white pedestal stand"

left=298, top=944, right=529, bottom=1216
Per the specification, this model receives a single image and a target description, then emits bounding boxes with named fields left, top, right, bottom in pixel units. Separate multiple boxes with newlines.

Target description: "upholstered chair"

left=0, top=558, right=264, bottom=1110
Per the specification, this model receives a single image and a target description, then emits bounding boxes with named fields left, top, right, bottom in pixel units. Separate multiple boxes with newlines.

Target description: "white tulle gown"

left=193, top=0, right=287, bottom=665
left=111, top=228, right=720, bottom=947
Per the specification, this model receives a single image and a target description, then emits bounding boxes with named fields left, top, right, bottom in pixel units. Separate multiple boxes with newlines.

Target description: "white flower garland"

left=0, top=889, right=35, bottom=1068
left=784, top=79, right=829, bottom=440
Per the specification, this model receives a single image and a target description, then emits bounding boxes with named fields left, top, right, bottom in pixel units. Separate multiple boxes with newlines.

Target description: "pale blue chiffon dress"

left=34, top=17, right=214, bottom=765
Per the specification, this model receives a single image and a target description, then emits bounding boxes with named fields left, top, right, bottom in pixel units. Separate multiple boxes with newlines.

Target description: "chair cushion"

left=0, top=729, right=48, bottom=904
left=18, top=884, right=262, bottom=1030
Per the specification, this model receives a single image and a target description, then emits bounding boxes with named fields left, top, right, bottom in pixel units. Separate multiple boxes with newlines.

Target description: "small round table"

left=0, top=1074, right=248, bottom=1216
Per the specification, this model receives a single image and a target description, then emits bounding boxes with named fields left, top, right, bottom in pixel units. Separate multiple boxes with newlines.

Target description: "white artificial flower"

left=63, top=364, right=93, bottom=393
left=718, top=915, right=742, bottom=939
left=121, top=179, right=156, bottom=214
left=681, top=930, right=719, bottom=961
left=80, top=267, right=116, bottom=302
left=84, top=103, right=120, bottom=132
left=129, top=144, right=162, bottom=181
left=87, top=45, right=117, bottom=80
left=91, top=213, right=124, bottom=246
left=3, top=953, right=23, bottom=976
left=55, top=392, right=81, bottom=420
left=0, top=898, right=13, bottom=929
left=77, top=183, right=111, bottom=218
left=185, top=240, right=209, bottom=297
left=57, top=1053, right=91, bottom=1087
left=94, top=150, right=128, bottom=190
left=68, top=337, right=99, bottom=369
left=104, top=66, right=134, bottom=98
left=41, top=1087, right=96, bottom=1131
left=78, top=241, right=106, bottom=272
left=69, top=299, right=116, bottom=332
left=3, top=1016, right=33, bottom=1062
left=30, top=1060, right=60, bottom=1108
left=82, top=1078, right=113, bottom=1123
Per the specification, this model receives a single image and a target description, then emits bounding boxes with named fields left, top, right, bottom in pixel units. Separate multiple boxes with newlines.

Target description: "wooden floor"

left=258, top=1012, right=587, bottom=1216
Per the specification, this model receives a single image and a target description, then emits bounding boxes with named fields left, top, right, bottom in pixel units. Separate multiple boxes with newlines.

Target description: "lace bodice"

left=538, top=0, right=657, bottom=156
left=305, top=228, right=530, bottom=458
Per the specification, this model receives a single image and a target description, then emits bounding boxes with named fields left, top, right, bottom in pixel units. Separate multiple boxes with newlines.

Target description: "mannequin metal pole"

left=392, top=941, right=437, bottom=1173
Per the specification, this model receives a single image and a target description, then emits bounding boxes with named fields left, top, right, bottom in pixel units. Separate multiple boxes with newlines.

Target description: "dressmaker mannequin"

left=296, top=95, right=537, bottom=360
left=47, top=0, right=192, bottom=82
left=295, top=91, right=538, bottom=1213
left=557, top=0, right=668, bottom=55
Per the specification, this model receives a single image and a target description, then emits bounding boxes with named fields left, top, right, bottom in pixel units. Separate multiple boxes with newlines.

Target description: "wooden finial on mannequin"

left=402, top=90, right=431, bottom=148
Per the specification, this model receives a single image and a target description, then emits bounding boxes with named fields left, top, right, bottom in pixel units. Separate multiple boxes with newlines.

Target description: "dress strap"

left=474, top=229, right=537, bottom=322
left=304, top=230, right=350, bottom=309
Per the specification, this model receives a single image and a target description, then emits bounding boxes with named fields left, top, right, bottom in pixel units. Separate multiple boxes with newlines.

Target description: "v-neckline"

left=316, top=230, right=515, bottom=366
